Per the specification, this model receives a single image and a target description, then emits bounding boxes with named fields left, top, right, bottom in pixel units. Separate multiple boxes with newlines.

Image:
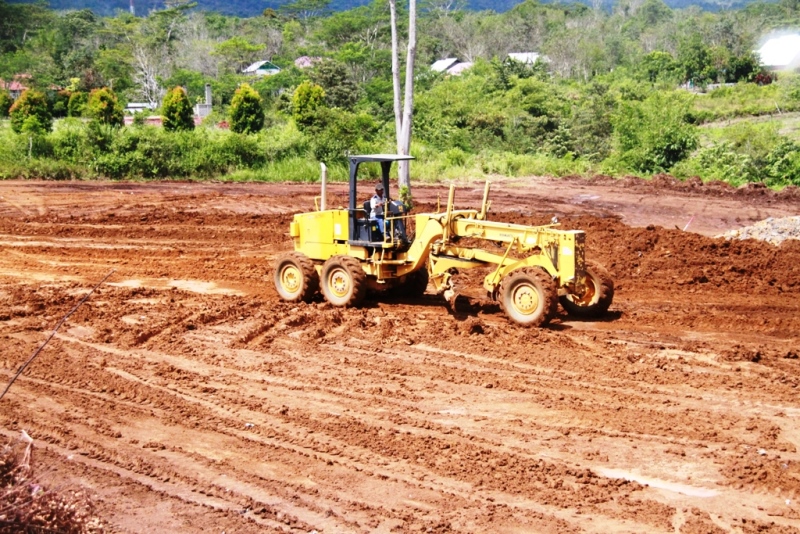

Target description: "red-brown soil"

left=1, top=176, right=800, bottom=533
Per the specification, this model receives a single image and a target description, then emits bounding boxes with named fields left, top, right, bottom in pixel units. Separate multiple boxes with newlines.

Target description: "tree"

left=85, top=87, right=123, bottom=127
left=309, top=59, right=360, bottom=110
left=279, top=0, right=332, bottom=20
left=162, top=86, right=195, bottom=131
left=639, top=51, right=680, bottom=82
left=67, top=91, right=88, bottom=117
left=678, top=34, right=714, bottom=86
left=9, top=89, right=52, bottom=134
left=0, top=88, right=12, bottom=117
left=230, top=82, right=265, bottom=134
left=292, top=81, right=326, bottom=129
left=211, top=37, right=265, bottom=74
left=389, top=0, right=417, bottom=189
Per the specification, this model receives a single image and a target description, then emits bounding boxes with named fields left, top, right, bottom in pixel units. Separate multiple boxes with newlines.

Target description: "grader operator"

left=274, top=154, right=613, bottom=326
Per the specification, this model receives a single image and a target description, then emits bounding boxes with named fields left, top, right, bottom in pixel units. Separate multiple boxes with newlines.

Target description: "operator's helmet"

left=375, top=183, right=384, bottom=193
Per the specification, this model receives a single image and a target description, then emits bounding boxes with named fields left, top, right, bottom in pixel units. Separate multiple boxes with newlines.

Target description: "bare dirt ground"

left=1, top=176, right=800, bottom=533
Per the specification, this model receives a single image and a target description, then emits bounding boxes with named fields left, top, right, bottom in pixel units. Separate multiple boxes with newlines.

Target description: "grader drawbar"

left=274, top=154, right=613, bottom=326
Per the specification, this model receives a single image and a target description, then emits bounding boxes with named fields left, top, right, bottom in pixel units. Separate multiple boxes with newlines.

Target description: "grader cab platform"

left=274, top=154, right=613, bottom=326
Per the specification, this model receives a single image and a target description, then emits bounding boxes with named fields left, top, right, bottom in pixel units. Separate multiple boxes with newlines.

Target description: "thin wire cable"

left=0, top=270, right=115, bottom=401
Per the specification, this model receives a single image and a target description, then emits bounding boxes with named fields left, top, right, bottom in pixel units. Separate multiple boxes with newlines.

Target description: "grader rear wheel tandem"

left=321, top=256, right=367, bottom=307
left=274, top=252, right=319, bottom=303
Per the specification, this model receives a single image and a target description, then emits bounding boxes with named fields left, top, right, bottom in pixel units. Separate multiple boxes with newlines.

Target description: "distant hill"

left=9, top=0, right=753, bottom=18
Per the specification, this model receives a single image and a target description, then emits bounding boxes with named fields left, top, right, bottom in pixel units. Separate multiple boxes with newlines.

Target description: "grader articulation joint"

left=274, top=154, right=613, bottom=326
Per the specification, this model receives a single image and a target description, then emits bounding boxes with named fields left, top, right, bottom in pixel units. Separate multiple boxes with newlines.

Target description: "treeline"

left=1, top=0, right=800, bottom=186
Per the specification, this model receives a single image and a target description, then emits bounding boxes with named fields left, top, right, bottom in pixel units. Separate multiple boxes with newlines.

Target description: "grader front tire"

left=274, top=252, right=319, bottom=303
left=321, top=256, right=367, bottom=307
left=559, top=261, right=614, bottom=318
left=499, top=268, right=558, bottom=327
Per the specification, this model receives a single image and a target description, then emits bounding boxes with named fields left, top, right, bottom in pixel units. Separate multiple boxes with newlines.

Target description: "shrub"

left=51, top=90, right=71, bottom=118
left=306, top=107, right=379, bottom=164
left=67, top=91, right=89, bottom=117
left=49, top=119, right=94, bottom=164
left=229, top=83, right=265, bottom=134
left=162, top=86, right=195, bottom=132
left=85, top=87, right=123, bottom=127
left=674, top=143, right=757, bottom=185
left=0, top=434, right=104, bottom=531
left=0, top=89, right=12, bottom=117
left=764, top=139, right=800, bottom=187
left=9, top=89, right=53, bottom=134
left=610, top=91, right=697, bottom=173
left=291, top=81, right=326, bottom=129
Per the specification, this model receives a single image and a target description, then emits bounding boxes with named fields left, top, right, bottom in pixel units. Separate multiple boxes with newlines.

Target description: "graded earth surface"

left=1, top=176, right=800, bottom=533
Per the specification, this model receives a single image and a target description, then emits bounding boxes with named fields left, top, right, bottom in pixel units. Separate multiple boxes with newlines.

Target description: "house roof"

left=294, top=56, right=322, bottom=68
left=446, top=62, right=473, bottom=75
left=757, top=34, right=800, bottom=69
left=242, top=60, right=281, bottom=74
left=431, top=58, right=459, bottom=72
left=0, top=75, right=29, bottom=92
left=508, top=52, right=541, bottom=64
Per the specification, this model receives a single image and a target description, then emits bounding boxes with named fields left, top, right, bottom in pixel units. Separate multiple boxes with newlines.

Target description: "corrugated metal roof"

left=757, top=34, right=800, bottom=69
left=431, top=58, right=459, bottom=72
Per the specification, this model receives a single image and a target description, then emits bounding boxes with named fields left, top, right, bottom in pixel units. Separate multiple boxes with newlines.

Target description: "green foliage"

left=162, top=86, right=195, bottom=132
left=211, top=37, right=265, bottom=74
left=639, top=51, right=680, bottom=83
left=306, top=107, right=379, bottom=164
left=49, top=118, right=94, bottom=164
left=309, top=59, right=359, bottom=110
left=610, top=92, right=698, bottom=173
left=229, top=82, right=265, bottom=134
left=2, top=0, right=800, bottom=188
left=51, top=90, right=71, bottom=118
left=67, top=91, right=88, bottom=117
left=85, top=87, right=123, bottom=127
left=292, top=81, right=326, bottom=128
left=9, top=89, right=52, bottom=134
left=0, top=88, right=11, bottom=117
left=677, top=121, right=800, bottom=186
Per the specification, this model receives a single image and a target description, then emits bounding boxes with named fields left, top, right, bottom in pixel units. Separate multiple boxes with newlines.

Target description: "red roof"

left=0, top=75, right=29, bottom=92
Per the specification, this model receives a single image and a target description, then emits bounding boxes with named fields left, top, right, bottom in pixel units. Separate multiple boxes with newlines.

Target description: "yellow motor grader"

left=274, top=154, right=613, bottom=326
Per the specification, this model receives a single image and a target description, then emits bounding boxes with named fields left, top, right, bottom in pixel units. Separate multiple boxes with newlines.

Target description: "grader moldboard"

left=274, top=154, right=613, bottom=326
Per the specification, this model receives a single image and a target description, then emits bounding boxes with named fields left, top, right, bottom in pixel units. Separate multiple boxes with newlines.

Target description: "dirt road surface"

left=1, top=177, right=800, bottom=533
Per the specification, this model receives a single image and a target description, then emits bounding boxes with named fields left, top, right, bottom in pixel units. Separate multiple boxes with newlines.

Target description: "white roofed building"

left=507, top=52, right=542, bottom=64
left=242, top=60, right=281, bottom=76
left=431, top=58, right=474, bottom=76
left=757, top=34, right=800, bottom=71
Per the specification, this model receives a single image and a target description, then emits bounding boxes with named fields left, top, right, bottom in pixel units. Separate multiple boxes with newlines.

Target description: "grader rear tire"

left=559, top=260, right=614, bottom=318
left=321, top=256, right=367, bottom=307
left=499, top=268, right=558, bottom=327
left=274, top=252, right=319, bottom=303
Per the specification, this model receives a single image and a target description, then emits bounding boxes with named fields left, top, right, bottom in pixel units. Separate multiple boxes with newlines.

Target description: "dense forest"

left=6, top=0, right=761, bottom=17
left=1, top=0, right=800, bottom=186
